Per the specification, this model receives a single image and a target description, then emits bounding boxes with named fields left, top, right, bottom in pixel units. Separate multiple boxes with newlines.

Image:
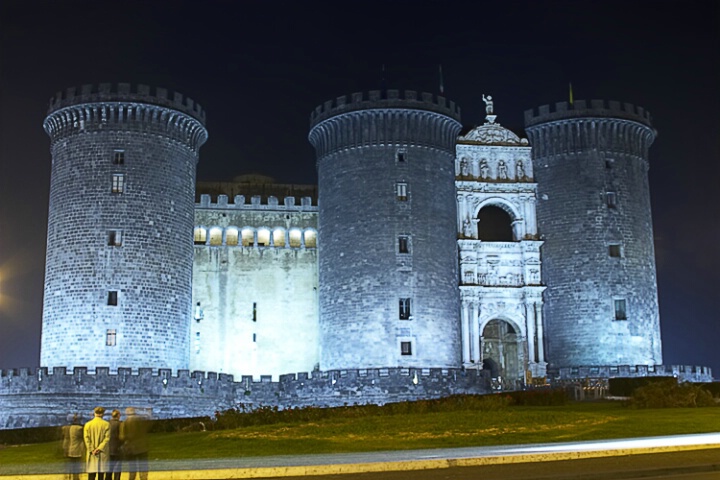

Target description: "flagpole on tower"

left=439, top=64, right=445, bottom=95
left=569, top=82, right=574, bottom=106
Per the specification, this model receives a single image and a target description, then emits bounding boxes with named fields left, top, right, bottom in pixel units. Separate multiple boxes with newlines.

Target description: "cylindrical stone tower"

left=524, top=99, right=662, bottom=368
left=309, top=90, right=462, bottom=370
left=41, top=83, right=207, bottom=371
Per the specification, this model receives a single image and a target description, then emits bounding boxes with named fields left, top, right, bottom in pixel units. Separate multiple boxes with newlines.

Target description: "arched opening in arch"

left=289, top=229, right=302, bottom=248
left=193, top=227, right=206, bottom=245
left=477, top=206, right=514, bottom=241
left=241, top=228, right=254, bottom=247
left=209, top=227, right=223, bottom=246
left=481, top=319, right=521, bottom=389
left=273, top=228, right=286, bottom=247
left=304, top=230, right=317, bottom=248
left=226, top=228, right=239, bottom=246
left=257, top=229, right=270, bottom=247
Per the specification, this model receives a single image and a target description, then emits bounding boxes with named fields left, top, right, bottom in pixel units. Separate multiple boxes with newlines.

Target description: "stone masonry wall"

left=525, top=100, right=661, bottom=368
left=0, top=367, right=490, bottom=430
left=309, top=91, right=463, bottom=370
left=41, top=84, right=207, bottom=372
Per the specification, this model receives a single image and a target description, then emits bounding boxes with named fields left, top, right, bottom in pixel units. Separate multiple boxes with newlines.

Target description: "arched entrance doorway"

left=481, top=319, right=522, bottom=390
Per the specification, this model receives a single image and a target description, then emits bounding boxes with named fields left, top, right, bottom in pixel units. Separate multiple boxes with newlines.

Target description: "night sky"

left=1, top=1, right=718, bottom=376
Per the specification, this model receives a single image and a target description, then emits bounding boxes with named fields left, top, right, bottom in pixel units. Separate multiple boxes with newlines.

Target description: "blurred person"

left=84, top=406, right=110, bottom=480
left=121, top=407, right=150, bottom=480
left=62, top=413, right=85, bottom=480
left=108, top=409, right=123, bottom=480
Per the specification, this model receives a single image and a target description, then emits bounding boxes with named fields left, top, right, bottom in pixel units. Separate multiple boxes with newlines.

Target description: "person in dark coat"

left=62, top=414, right=85, bottom=480
left=120, top=407, right=150, bottom=480
left=108, top=409, right=123, bottom=480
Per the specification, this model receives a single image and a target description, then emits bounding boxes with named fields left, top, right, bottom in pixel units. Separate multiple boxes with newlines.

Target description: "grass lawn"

left=1, top=401, right=719, bottom=473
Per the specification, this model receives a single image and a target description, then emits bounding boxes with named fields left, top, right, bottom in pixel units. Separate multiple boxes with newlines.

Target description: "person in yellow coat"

left=84, top=406, right=110, bottom=480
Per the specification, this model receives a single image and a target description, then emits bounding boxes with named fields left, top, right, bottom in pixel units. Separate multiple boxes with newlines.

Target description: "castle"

left=0, top=84, right=712, bottom=429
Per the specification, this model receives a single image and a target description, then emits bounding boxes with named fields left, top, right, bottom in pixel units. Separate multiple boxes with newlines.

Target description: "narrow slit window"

left=252, top=302, right=257, bottom=322
left=614, top=298, right=627, bottom=320
left=399, top=298, right=411, bottom=320
left=398, top=236, right=409, bottom=254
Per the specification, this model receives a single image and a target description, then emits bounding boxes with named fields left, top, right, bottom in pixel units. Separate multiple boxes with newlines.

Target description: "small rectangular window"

left=396, top=182, right=408, bottom=201
left=399, top=298, right=411, bottom=320
left=112, top=150, right=125, bottom=165
left=107, top=291, right=118, bottom=306
left=398, top=236, right=409, bottom=254
left=253, top=302, right=257, bottom=322
left=252, top=333, right=257, bottom=342
left=606, top=191, right=617, bottom=208
left=106, top=329, right=116, bottom=346
left=614, top=298, right=627, bottom=320
left=397, top=150, right=406, bottom=163
left=107, top=230, right=122, bottom=246
left=401, top=341, right=412, bottom=355
left=605, top=159, right=613, bottom=170
left=112, top=174, right=125, bottom=194
left=608, top=244, right=621, bottom=258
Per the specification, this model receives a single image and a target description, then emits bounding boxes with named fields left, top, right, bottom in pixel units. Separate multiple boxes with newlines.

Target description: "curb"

left=2, top=443, right=719, bottom=480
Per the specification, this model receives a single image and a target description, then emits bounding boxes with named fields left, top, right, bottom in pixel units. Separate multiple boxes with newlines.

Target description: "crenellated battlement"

left=310, top=89, right=461, bottom=127
left=43, top=86, right=208, bottom=152
left=524, top=99, right=652, bottom=128
left=524, top=99, right=656, bottom=159
left=196, top=194, right=317, bottom=210
left=48, top=83, right=205, bottom=123
left=0, top=366, right=491, bottom=429
left=0, top=365, right=488, bottom=397
left=551, top=364, right=713, bottom=383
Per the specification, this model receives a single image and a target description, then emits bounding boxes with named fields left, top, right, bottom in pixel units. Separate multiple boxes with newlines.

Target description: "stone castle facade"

left=0, top=84, right=712, bottom=429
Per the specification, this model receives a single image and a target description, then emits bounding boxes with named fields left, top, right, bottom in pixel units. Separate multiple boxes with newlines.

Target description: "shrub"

left=0, top=425, right=61, bottom=446
left=507, top=388, right=568, bottom=406
left=628, top=379, right=717, bottom=408
left=609, top=376, right=675, bottom=397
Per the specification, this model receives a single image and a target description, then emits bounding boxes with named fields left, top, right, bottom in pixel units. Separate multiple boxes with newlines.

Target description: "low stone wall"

left=0, top=367, right=491, bottom=429
left=549, top=364, right=713, bottom=383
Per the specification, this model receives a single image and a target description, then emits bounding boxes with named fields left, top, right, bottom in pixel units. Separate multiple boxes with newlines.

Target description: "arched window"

left=273, top=228, right=286, bottom=247
left=209, top=227, right=223, bottom=246
left=257, top=229, right=270, bottom=247
left=241, top=229, right=254, bottom=247
left=193, top=227, right=206, bottom=245
left=289, top=229, right=302, bottom=248
left=226, top=228, right=239, bottom=246
left=477, top=206, right=514, bottom=241
left=304, top=230, right=317, bottom=248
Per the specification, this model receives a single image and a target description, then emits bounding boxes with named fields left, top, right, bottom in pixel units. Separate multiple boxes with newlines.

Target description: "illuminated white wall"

left=191, top=195, right=319, bottom=380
